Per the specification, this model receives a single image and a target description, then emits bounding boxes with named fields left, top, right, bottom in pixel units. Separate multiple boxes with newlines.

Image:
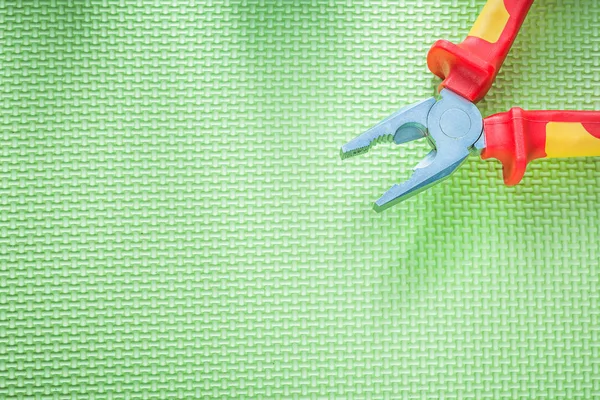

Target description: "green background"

left=0, top=0, right=599, bottom=398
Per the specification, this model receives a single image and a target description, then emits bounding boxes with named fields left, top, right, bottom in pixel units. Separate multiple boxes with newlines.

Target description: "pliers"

left=341, top=0, right=600, bottom=212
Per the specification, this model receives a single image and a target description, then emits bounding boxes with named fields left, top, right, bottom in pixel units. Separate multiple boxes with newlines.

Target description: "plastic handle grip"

left=427, top=0, right=535, bottom=103
left=481, top=109, right=600, bottom=185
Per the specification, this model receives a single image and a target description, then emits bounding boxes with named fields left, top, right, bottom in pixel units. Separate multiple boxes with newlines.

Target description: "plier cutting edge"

left=341, top=0, right=600, bottom=212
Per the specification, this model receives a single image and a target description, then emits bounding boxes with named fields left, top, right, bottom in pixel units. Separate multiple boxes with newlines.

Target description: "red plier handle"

left=427, top=0, right=535, bottom=103
left=482, top=110, right=600, bottom=185
left=429, top=0, right=600, bottom=185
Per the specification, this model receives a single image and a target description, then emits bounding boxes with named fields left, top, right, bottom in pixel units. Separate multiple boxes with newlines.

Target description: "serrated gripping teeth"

left=340, top=97, right=437, bottom=159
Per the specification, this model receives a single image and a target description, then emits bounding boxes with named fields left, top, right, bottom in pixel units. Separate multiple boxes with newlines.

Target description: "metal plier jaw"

left=341, top=90, right=485, bottom=212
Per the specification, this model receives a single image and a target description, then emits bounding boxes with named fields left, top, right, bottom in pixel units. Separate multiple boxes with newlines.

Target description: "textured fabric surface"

left=0, top=1, right=599, bottom=399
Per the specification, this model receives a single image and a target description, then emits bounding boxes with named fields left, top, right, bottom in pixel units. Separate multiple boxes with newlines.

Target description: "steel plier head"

left=341, top=90, right=485, bottom=212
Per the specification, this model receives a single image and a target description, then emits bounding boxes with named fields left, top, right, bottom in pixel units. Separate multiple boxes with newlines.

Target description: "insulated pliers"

left=341, top=0, right=600, bottom=212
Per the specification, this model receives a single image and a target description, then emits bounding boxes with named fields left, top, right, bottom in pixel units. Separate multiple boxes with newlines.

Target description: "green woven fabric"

left=0, top=1, right=599, bottom=398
